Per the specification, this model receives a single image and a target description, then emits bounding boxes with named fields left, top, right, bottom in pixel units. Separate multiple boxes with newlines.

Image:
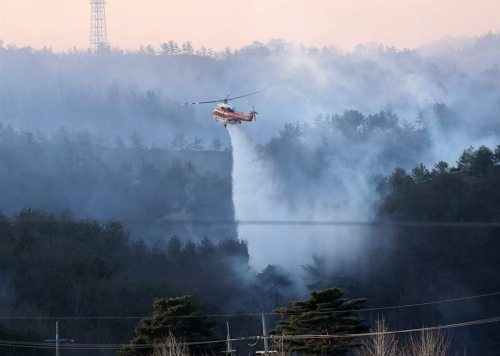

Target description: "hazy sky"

left=1, top=0, right=499, bottom=51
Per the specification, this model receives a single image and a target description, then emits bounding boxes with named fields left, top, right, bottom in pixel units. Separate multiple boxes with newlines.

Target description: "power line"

left=10, top=218, right=500, bottom=228
left=0, top=315, right=499, bottom=350
left=1, top=291, right=499, bottom=320
left=7, top=216, right=500, bottom=232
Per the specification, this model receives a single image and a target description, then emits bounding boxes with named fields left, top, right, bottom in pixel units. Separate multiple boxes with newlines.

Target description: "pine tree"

left=410, top=163, right=431, bottom=183
left=472, top=145, right=494, bottom=176
left=117, top=296, right=219, bottom=356
left=456, top=146, right=475, bottom=173
left=432, top=161, right=451, bottom=176
left=273, top=288, right=368, bottom=356
left=494, top=144, right=500, bottom=164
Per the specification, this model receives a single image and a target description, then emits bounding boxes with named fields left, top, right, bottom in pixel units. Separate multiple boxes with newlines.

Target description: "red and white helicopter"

left=183, top=90, right=265, bottom=127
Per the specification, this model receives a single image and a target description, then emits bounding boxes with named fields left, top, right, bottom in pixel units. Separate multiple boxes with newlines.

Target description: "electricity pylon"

left=90, top=0, right=108, bottom=52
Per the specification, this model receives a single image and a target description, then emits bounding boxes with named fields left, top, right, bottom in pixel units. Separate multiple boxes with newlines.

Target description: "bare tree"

left=153, top=334, right=190, bottom=356
left=355, top=315, right=400, bottom=356
left=273, top=335, right=296, bottom=356
left=407, top=329, right=452, bottom=356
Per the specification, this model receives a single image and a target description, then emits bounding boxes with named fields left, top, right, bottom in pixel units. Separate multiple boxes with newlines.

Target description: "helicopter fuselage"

left=213, top=103, right=256, bottom=126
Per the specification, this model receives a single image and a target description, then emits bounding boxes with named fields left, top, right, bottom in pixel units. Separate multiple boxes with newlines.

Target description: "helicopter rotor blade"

left=182, top=89, right=265, bottom=106
left=226, top=89, right=266, bottom=102
left=182, top=100, right=221, bottom=106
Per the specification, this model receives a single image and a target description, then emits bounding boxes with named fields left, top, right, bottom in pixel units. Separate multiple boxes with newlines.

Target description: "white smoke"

left=228, top=125, right=368, bottom=281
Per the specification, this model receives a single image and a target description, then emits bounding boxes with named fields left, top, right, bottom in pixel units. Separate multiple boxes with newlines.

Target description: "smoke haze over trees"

left=1, top=34, right=500, bottom=354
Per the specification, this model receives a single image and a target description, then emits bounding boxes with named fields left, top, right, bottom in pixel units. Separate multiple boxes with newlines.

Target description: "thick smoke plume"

left=228, top=125, right=367, bottom=280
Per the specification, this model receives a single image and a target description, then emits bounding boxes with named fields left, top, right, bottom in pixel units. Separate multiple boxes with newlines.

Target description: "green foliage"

left=379, top=143, right=499, bottom=220
left=389, top=167, right=414, bottom=191
left=457, top=146, right=475, bottom=173
left=117, top=296, right=219, bottom=356
left=411, top=163, right=431, bottom=183
left=494, top=144, right=500, bottom=164
left=432, top=161, right=451, bottom=176
left=0, top=323, right=44, bottom=356
left=457, top=145, right=495, bottom=176
left=274, top=288, right=368, bottom=356
left=472, top=145, right=495, bottom=176
left=0, top=210, right=260, bottom=354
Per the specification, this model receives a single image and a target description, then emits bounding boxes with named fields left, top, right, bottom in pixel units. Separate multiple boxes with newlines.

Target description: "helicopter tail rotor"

left=252, top=105, right=259, bottom=121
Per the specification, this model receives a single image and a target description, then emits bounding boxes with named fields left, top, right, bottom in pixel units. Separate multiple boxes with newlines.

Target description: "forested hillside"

left=1, top=118, right=499, bottom=354
left=1, top=34, right=500, bottom=354
left=0, top=209, right=269, bottom=356
left=0, top=123, right=234, bottom=239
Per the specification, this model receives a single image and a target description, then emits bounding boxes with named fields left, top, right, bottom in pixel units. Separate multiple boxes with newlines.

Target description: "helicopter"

left=183, top=90, right=265, bottom=127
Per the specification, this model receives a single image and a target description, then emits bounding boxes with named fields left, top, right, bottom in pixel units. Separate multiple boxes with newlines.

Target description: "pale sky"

left=0, top=0, right=499, bottom=51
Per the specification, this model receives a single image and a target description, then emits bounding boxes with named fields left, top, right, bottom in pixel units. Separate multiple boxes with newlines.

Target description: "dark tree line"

left=1, top=107, right=500, bottom=353
left=0, top=208, right=296, bottom=356
left=303, top=144, right=500, bottom=354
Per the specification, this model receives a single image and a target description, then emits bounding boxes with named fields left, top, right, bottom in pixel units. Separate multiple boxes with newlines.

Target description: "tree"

left=161, top=41, right=180, bottom=56
left=408, top=329, right=452, bottom=356
left=411, top=163, right=431, bottom=183
left=130, top=130, right=146, bottom=149
left=432, top=161, right=450, bottom=176
left=166, top=236, right=184, bottom=262
left=354, top=316, right=399, bottom=356
left=456, top=146, right=475, bottom=173
left=389, top=167, right=413, bottom=191
left=197, top=236, right=215, bottom=258
left=140, top=45, right=156, bottom=56
left=117, top=296, right=219, bottom=356
left=274, top=288, right=368, bottom=356
left=258, top=264, right=292, bottom=308
left=494, top=144, right=500, bottom=164
left=115, top=135, right=125, bottom=148
left=187, top=137, right=204, bottom=151
left=153, top=334, right=190, bottom=356
left=210, top=137, right=223, bottom=151
left=181, top=41, right=195, bottom=55
left=170, top=133, right=187, bottom=150
left=471, top=145, right=494, bottom=176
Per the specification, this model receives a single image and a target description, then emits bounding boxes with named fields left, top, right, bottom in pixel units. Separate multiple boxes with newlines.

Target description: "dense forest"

left=1, top=115, right=499, bottom=354
left=1, top=34, right=500, bottom=354
left=0, top=122, right=235, bottom=239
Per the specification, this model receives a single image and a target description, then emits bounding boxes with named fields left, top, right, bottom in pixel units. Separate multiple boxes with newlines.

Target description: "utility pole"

left=257, top=314, right=275, bottom=355
left=45, top=321, right=76, bottom=355
left=226, top=322, right=236, bottom=355
left=56, top=321, right=59, bottom=356
left=262, top=314, right=269, bottom=355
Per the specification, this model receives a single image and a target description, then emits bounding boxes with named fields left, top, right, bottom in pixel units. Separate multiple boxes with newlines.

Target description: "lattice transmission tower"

left=90, top=0, right=108, bottom=52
